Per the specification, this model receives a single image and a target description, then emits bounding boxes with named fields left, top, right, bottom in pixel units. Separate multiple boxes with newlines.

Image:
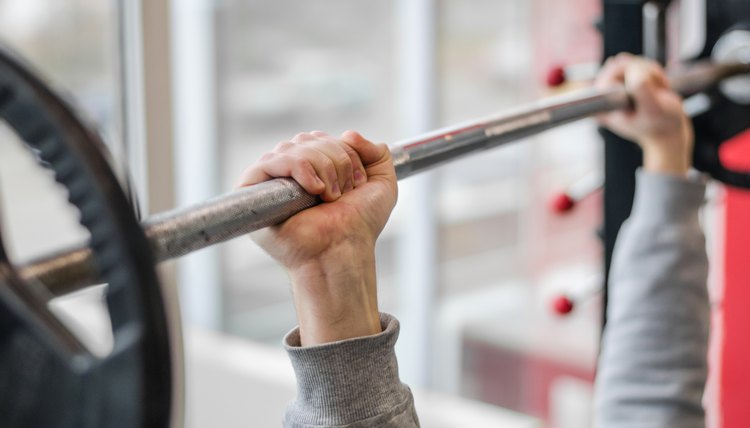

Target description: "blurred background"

left=0, top=0, right=644, bottom=427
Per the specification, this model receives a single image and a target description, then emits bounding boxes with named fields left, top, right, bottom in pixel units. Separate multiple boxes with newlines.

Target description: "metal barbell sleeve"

left=20, top=60, right=750, bottom=297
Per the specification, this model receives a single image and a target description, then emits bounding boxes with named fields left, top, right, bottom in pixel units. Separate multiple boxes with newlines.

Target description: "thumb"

left=340, top=130, right=389, bottom=166
left=625, top=60, right=664, bottom=115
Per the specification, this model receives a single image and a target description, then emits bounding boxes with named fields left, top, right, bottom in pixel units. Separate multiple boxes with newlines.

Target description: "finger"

left=634, top=57, right=669, bottom=87
left=310, top=131, right=367, bottom=187
left=236, top=142, right=300, bottom=188
left=625, top=60, right=665, bottom=115
left=281, top=143, right=344, bottom=201
left=595, top=62, right=625, bottom=89
left=299, top=136, right=355, bottom=195
left=651, top=63, right=670, bottom=90
left=340, top=130, right=390, bottom=166
left=656, top=91, right=687, bottom=118
left=236, top=150, right=325, bottom=196
left=632, top=57, right=671, bottom=90
left=275, top=138, right=344, bottom=201
left=342, top=144, right=367, bottom=187
left=309, top=132, right=365, bottom=183
left=291, top=132, right=317, bottom=143
left=595, top=54, right=636, bottom=128
left=596, top=52, right=633, bottom=89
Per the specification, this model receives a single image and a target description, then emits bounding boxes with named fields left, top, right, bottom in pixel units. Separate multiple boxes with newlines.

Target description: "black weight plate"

left=0, top=45, right=172, bottom=427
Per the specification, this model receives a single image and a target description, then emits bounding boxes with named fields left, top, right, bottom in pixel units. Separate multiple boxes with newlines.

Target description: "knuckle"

left=302, top=161, right=318, bottom=176
left=320, top=156, right=335, bottom=171
left=346, top=129, right=362, bottom=138
left=292, top=132, right=312, bottom=142
left=275, top=140, right=295, bottom=152
left=347, top=151, right=363, bottom=167
left=291, top=155, right=309, bottom=168
left=336, top=153, right=353, bottom=169
left=259, top=152, right=276, bottom=162
left=316, top=156, right=336, bottom=175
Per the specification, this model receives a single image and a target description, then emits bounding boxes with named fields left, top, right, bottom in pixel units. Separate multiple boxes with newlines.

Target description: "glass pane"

left=436, top=0, right=603, bottom=425
left=0, top=0, right=120, bottom=261
left=212, top=0, right=602, bottom=425
left=215, top=0, right=398, bottom=341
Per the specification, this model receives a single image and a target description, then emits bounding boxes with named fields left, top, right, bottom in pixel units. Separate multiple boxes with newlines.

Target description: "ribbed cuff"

left=283, top=313, right=410, bottom=426
left=630, top=170, right=706, bottom=226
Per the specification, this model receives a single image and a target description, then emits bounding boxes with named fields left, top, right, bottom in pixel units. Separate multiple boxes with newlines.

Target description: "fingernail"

left=332, top=181, right=340, bottom=197
left=354, top=169, right=365, bottom=185
left=343, top=179, right=353, bottom=192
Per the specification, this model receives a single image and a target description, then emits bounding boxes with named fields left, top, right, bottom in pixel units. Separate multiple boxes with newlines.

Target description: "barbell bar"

left=19, top=60, right=750, bottom=297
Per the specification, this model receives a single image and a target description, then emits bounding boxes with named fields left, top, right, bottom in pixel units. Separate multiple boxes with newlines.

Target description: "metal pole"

left=394, top=0, right=439, bottom=388
left=20, top=61, right=750, bottom=296
left=643, top=1, right=669, bottom=65
left=119, top=2, right=185, bottom=427
left=170, top=0, right=222, bottom=330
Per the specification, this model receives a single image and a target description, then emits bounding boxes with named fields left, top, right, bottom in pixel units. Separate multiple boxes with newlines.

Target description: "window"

left=209, top=0, right=602, bottom=424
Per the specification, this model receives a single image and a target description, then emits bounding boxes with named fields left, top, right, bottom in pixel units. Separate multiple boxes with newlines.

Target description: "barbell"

left=15, top=59, right=750, bottom=299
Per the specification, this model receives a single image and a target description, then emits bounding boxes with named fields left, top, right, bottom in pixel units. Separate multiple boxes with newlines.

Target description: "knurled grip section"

left=144, top=178, right=319, bottom=261
left=19, top=178, right=320, bottom=296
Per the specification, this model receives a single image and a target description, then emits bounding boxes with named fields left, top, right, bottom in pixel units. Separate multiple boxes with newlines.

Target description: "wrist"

left=640, top=140, right=691, bottom=177
left=288, top=244, right=381, bottom=346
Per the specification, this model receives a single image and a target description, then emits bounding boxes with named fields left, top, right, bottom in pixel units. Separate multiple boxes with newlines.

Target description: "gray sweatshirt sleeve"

left=594, top=171, right=710, bottom=428
left=283, top=314, right=419, bottom=427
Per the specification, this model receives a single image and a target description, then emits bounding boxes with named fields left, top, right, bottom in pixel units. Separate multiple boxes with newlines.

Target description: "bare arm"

left=237, top=131, right=418, bottom=427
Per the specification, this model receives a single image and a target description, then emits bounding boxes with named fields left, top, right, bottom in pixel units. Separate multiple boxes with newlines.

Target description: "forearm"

left=289, top=243, right=381, bottom=346
left=283, top=313, right=419, bottom=427
left=283, top=245, right=418, bottom=426
left=594, top=171, right=709, bottom=428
